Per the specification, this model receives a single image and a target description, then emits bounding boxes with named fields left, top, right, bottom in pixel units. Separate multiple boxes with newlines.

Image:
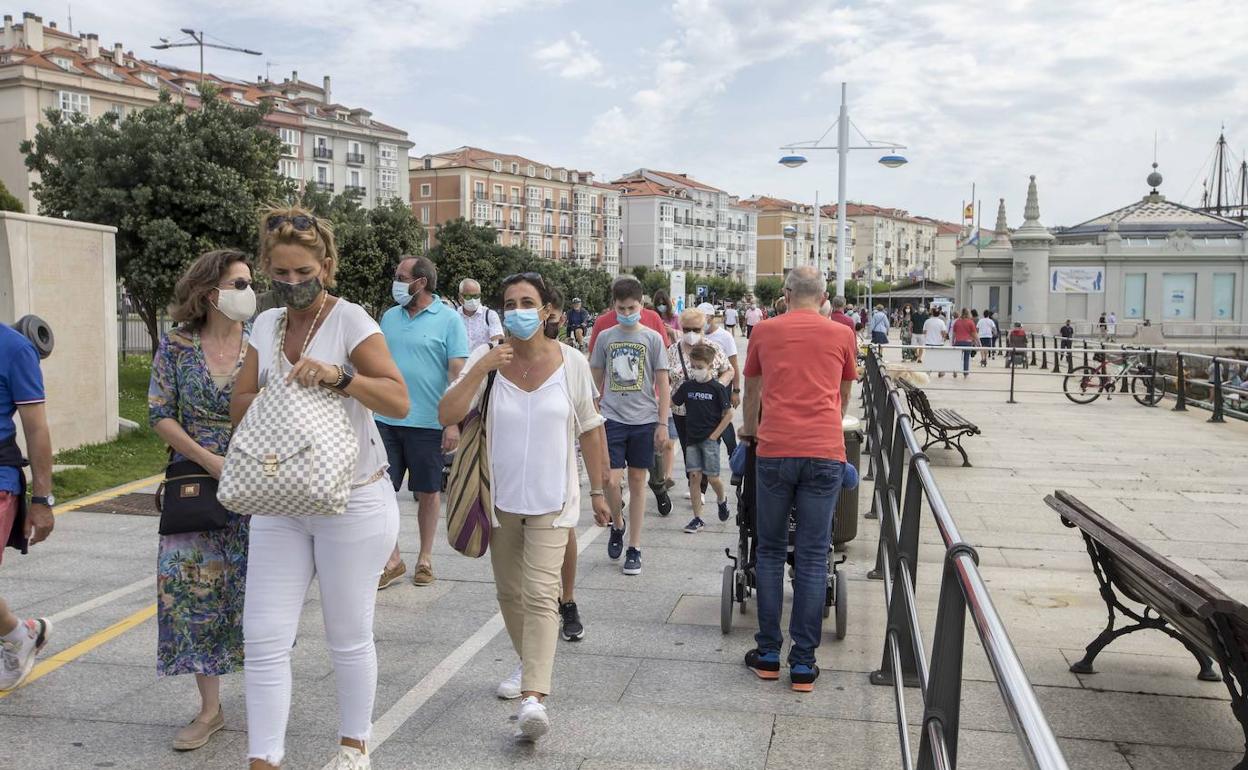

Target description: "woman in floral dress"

left=148, top=249, right=255, bottom=751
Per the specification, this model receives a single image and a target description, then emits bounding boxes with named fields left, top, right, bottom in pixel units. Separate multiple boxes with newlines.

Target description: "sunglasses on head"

left=266, top=214, right=318, bottom=232
left=218, top=278, right=254, bottom=291
left=502, top=271, right=547, bottom=291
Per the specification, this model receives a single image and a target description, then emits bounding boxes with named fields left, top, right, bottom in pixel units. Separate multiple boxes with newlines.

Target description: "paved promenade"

left=0, top=339, right=1245, bottom=769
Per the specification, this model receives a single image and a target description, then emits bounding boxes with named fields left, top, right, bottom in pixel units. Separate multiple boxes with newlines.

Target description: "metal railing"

left=861, top=350, right=1068, bottom=770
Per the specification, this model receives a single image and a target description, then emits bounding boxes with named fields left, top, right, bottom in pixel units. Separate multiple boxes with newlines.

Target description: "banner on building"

left=1049, top=266, right=1105, bottom=294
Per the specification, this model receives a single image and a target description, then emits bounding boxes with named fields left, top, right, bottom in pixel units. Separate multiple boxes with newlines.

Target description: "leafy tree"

left=630, top=265, right=648, bottom=282
left=0, top=178, right=23, bottom=212
left=753, top=276, right=784, bottom=307
left=22, top=86, right=291, bottom=351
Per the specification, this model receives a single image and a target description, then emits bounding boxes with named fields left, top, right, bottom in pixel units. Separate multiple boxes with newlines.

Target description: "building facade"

left=0, top=12, right=411, bottom=211
left=954, top=173, right=1248, bottom=331
left=742, top=196, right=841, bottom=280
left=409, top=147, right=620, bottom=272
left=614, top=169, right=757, bottom=287
left=824, top=203, right=938, bottom=283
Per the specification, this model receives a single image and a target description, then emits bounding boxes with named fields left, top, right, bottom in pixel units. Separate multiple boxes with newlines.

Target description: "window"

left=379, top=169, right=398, bottom=198
left=421, top=206, right=430, bottom=224
left=420, top=183, right=432, bottom=197
left=474, top=181, right=486, bottom=200
left=139, top=72, right=158, bottom=87
left=1162, top=273, right=1196, bottom=319
left=543, top=167, right=552, bottom=180
left=1213, top=273, right=1236, bottom=320
left=527, top=165, right=535, bottom=177
left=378, top=143, right=397, bottom=167
left=559, top=170, right=567, bottom=182
left=988, top=286, right=1001, bottom=313
left=1123, top=274, right=1146, bottom=319
left=278, top=159, right=301, bottom=179
left=511, top=162, right=519, bottom=174
left=349, top=140, right=362, bottom=155
left=108, top=103, right=125, bottom=118
left=277, top=127, right=300, bottom=156
left=349, top=169, right=361, bottom=188
left=58, top=91, right=90, bottom=115
left=493, top=159, right=502, bottom=172
left=52, top=56, right=75, bottom=72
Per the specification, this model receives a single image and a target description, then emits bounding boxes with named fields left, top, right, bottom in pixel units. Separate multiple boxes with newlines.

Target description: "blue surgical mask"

left=617, top=311, right=641, bottom=327
left=392, top=280, right=414, bottom=307
left=504, top=308, right=542, bottom=340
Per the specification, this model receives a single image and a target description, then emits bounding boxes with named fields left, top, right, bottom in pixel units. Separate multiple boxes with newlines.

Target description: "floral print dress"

left=148, top=326, right=250, bottom=678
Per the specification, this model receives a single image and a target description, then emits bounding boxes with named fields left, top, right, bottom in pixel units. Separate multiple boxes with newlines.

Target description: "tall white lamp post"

left=779, top=82, right=908, bottom=298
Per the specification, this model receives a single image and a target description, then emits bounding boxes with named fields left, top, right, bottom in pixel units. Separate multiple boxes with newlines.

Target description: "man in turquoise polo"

left=377, top=255, right=469, bottom=588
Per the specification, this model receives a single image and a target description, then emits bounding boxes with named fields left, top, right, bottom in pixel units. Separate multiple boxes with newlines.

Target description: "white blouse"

left=489, top=368, right=570, bottom=515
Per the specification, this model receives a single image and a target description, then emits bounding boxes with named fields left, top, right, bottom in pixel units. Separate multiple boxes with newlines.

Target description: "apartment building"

left=409, top=146, right=620, bottom=272
left=614, top=169, right=757, bottom=287
left=827, top=203, right=939, bottom=283
left=739, top=195, right=844, bottom=280
left=0, top=12, right=411, bottom=211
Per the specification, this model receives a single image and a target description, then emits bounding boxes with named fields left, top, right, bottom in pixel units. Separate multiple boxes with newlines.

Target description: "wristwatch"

left=31, top=494, right=55, bottom=507
left=732, top=387, right=741, bottom=393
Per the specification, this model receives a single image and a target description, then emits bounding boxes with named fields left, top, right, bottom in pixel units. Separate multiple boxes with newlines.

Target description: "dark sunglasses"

left=266, top=214, right=318, bottom=232
left=681, top=327, right=703, bottom=333
left=218, top=278, right=254, bottom=291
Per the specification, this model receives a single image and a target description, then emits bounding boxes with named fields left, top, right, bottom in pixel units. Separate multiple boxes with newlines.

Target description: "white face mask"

left=462, top=298, right=481, bottom=313
left=214, top=287, right=256, bottom=322
left=682, top=331, right=702, bottom=346
left=690, top=367, right=713, bottom=383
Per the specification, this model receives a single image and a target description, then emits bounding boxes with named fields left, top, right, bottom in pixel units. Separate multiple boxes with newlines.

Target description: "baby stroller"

left=720, top=443, right=847, bottom=639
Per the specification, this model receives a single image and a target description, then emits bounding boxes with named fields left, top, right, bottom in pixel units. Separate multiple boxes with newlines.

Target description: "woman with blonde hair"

left=149, top=248, right=254, bottom=752
left=230, top=206, right=410, bottom=770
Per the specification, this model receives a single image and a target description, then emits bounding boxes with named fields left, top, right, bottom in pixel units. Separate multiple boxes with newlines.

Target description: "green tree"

left=631, top=265, right=649, bottom=282
left=0, top=178, right=23, bottom=213
left=754, top=276, right=784, bottom=307
left=22, top=86, right=291, bottom=351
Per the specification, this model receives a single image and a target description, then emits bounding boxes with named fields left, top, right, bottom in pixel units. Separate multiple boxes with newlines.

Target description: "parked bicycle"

left=1063, top=348, right=1163, bottom=406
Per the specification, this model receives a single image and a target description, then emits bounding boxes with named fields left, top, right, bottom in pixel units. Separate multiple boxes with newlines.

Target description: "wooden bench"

left=897, top=380, right=981, bottom=467
left=1045, top=490, right=1248, bottom=770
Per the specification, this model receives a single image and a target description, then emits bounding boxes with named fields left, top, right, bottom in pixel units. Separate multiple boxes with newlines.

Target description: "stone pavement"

left=0, top=335, right=1244, bottom=769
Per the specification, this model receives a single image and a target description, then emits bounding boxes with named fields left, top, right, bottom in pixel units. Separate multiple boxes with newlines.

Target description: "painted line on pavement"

left=327, top=523, right=608, bottom=766
left=0, top=603, right=157, bottom=699
left=46, top=576, right=153, bottom=625
left=54, top=473, right=165, bottom=516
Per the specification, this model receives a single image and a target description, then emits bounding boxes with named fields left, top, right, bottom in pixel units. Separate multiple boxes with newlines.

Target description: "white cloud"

left=533, top=31, right=605, bottom=81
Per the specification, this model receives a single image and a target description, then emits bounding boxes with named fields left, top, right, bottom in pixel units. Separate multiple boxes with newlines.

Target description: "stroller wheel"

left=720, top=565, right=735, bottom=634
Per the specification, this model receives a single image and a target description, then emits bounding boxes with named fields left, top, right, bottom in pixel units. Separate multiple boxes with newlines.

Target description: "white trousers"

left=243, top=478, right=399, bottom=764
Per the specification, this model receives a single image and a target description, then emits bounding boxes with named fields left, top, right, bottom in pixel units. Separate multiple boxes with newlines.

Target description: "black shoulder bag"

left=156, top=451, right=232, bottom=535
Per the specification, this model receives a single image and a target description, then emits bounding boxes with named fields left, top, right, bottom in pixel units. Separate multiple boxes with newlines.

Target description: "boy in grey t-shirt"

left=590, top=276, right=670, bottom=577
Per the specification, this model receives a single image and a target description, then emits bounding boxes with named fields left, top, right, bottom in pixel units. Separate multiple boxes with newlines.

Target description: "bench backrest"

left=898, top=379, right=933, bottom=419
left=1046, top=490, right=1248, bottom=665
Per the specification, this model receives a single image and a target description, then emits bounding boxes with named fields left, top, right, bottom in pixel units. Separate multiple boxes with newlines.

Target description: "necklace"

left=299, top=294, right=328, bottom=357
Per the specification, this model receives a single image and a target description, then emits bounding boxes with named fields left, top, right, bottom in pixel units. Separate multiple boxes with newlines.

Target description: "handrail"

left=861, top=349, right=1069, bottom=770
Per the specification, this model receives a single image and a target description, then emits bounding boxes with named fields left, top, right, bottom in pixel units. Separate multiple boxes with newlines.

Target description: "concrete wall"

left=0, top=212, right=118, bottom=453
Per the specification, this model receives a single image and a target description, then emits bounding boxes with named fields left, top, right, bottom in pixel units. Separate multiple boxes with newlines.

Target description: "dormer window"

left=493, top=159, right=502, bottom=172
left=52, top=56, right=76, bottom=72
left=559, top=170, right=567, bottom=182
left=139, top=72, right=158, bottom=87
left=527, top=165, right=535, bottom=177
left=510, top=162, right=519, bottom=174
left=336, top=111, right=349, bottom=121
left=543, top=167, right=552, bottom=180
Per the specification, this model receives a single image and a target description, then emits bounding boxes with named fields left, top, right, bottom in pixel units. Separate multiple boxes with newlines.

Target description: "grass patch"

left=52, top=356, right=167, bottom=502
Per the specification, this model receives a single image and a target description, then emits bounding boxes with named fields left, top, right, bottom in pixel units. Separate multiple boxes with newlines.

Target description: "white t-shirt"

left=923, top=316, right=948, bottom=346
left=250, top=301, right=388, bottom=484
left=976, top=317, right=995, bottom=339
left=489, top=368, right=570, bottom=515
left=706, top=326, right=738, bottom=358
left=745, top=308, right=763, bottom=326
left=724, top=308, right=739, bottom=326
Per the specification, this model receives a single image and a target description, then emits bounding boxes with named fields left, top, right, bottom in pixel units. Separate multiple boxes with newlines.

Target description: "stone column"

left=1010, top=175, right=1054, bottom=330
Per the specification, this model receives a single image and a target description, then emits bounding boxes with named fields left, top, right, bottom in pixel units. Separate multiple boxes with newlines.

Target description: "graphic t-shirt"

left=672, top=379, right=731, bottom=444
left=589, top=324, right=668, bottom=425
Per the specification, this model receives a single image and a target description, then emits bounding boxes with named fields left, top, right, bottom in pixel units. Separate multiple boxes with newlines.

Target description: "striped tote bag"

left=444, top=370, right=497, bottom=557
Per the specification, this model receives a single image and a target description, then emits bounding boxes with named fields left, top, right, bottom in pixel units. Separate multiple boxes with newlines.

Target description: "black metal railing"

left=345, top=151, right=365, bottom=164
left=313, top=146, right=333, bottom=159
left=861, top=350, right=1068, bottom=770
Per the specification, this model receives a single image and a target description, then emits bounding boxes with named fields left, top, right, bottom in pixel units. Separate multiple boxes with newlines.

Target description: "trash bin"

left=834, top=414, right=863, bottom=550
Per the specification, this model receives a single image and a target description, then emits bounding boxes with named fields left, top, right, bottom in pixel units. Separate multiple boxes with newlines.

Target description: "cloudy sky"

left=54, top=0, right=1248, bottom=226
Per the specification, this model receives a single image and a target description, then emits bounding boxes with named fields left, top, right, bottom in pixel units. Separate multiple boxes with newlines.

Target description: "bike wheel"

left=1131, top=371, right=1165, bottom=406
left=1064, top=366, right=1102, bottom=404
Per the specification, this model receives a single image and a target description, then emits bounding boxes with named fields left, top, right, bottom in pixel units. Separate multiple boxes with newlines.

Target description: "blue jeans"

left=954, top=340, right=974, bottom=372
left=754, top=457, right=843, bottom=667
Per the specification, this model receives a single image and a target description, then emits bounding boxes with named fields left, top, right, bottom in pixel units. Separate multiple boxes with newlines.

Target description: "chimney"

left=290, top=69, right=297, bottom=83
left=48, top=20, right=55, bottom=29
left=322, top=75, right=331, bottom=104
left=22, top=12, right=43, bottom=50
left=112, top=42, right=123, bottom=66
left=4, top=16, right=13, bottom=49
left=85, top=33, right=98, bottom=59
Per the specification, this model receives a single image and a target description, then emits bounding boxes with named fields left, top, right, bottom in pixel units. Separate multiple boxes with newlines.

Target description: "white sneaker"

left=497, top=663, right=523, bottom=700
left=328, top=745, right=370, bottom=770
left=514, top=696, right=549, bottom=742
left=0, top=618, right=52, bottom=691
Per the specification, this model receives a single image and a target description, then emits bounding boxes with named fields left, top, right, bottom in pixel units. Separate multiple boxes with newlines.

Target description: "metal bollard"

left=1052, top=338, right=1063, bottom=374
left=1147, top=350, right=1158, bottom=405
left=1082, top=340, right=1089, bottom=369
left=1210, top=358, right=1226, bottom=423
left=1173, top=352, right=1187, bottom=411
left=1029, top=334, right=1038, bottom=367
left=1008, top=354, right=1017, bottom=404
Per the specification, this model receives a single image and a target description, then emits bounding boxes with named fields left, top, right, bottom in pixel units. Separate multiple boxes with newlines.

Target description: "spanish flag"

left=963, top=202, right=974, bottom=221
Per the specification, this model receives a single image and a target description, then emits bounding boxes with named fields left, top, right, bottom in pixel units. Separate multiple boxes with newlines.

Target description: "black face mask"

left=543, top=318, right=561, bottom=339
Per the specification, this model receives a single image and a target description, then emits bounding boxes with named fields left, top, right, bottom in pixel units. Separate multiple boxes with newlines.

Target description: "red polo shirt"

left=588, top=308, right=668, bottom=354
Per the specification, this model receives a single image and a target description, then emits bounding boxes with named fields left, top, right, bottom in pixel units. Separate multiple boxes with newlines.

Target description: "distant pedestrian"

left=869, top=304, right=890, bottom=345
left=723, top=303, right=739, bottom=336
left=910, top=305, right=929, bottom=363
left=456, top=277, right=504, bottom=351
left=951, top=308, right=979, bottom=377
left=977, top=310, right=996, bottom=366
left=1106, top=311, right=1117, bottom=341
left=745, top=303, right=763, bottom=338
left=1098, top=312, right=1107, bottom=339
left=829, top=296, right=856, bottom=332
left=923, top=307, right=948, bottom=377
left=740, top=266, right=855, bottom=694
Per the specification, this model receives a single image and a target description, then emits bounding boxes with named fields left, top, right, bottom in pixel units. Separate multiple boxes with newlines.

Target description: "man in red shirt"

left=739, top=266, right=857, bottom=694
left=588, top=306, right=667, bottom=352
left=828, top=295, right=856, bottom=332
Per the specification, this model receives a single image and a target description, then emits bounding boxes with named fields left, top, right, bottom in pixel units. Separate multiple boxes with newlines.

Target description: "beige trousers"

left=490, top=509, right=568, bottom=695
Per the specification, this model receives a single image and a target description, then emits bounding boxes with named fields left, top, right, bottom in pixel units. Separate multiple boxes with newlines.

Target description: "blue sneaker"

left=683, top=517, right=705, bottom=534
left=790, top=663, right=820, bottom=692
left=717, top=500, right=730, bottom=522
left=744, top=649, right=780, bottom=680
left=622, top=547, right=642, bottom=575
left=607, top=521, right=626, bottom=560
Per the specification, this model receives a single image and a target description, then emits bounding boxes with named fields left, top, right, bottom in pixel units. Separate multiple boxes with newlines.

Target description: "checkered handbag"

left=217, top=310, right=358, bottom=517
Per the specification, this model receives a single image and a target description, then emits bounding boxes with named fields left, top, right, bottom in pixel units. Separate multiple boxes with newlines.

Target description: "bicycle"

left=1062, top=348, right=1164, bottom=406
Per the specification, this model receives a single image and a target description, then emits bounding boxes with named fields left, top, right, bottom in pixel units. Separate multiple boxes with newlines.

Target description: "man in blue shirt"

left=377, top=256, right=469, bottom=588
left=0, top=324, right=55, bottom=689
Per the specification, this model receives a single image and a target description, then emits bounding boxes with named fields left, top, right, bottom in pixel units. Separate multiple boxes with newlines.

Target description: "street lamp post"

left=779, top=81, right=908, bottom=298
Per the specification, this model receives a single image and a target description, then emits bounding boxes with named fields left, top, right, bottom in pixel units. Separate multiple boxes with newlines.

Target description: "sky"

left=43, top=0, right=1248, bottom=227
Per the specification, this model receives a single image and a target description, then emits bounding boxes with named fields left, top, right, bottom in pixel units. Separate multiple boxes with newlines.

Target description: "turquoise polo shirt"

left=377, top=296, right=470, bottom=430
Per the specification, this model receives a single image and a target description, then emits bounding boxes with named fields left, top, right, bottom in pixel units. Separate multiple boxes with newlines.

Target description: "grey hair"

left=784, top=266, right=825, bottom=301
left=458, top=277, right=480, bottom=294
left=832, top=295, right=847, bottom=310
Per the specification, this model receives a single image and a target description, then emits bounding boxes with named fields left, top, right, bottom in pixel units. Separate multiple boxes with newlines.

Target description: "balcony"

left=474, top=192, right=489, bottom=201
left=511, top=196, right=523, bottom=205
left=311, top=181, right=334, bottom=192
left=542, top=250, right=553, bottom=259
left=509, top=221, right=523, bottom=231
left=344, top=185, right=366, bottom=195
left=590, top=205, right=601, bottom=214
left=543, top=199, right=554, bottom=209
left=313, top=146, right=333, bottom=160
left=560, top=226, right=573, bottom=235
left=543, top=225, right=555, bottom=234
left=559, top=201, right=571, bottom=211
left=493, top=195, right=508, bottom=204
left=346, top=151, right=365, bottom=165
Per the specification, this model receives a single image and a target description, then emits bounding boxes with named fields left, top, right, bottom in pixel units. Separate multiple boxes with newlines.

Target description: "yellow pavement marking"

left=0, top=603, right=157, bottom=699
left=54, top=473, right=165, bottom=516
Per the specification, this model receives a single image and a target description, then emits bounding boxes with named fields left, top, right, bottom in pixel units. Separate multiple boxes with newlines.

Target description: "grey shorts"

left=685, top=439, right=721, bottom=476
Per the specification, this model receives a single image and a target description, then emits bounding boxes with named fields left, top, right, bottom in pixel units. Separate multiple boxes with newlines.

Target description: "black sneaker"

left=655, top=488, right=672, bottom=517
left=559, top=601, right=584, bottom=641
left=683, top=517, right=705, bottom=534
left=607, top=521, right=626, bottom=561
left=744, top=648, right=780, bottom=680
left=790, top=663, right=820, bottom=692
left=717, top=500, right=730, bottom=522
left=622, top=547, right=642, bottom=575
